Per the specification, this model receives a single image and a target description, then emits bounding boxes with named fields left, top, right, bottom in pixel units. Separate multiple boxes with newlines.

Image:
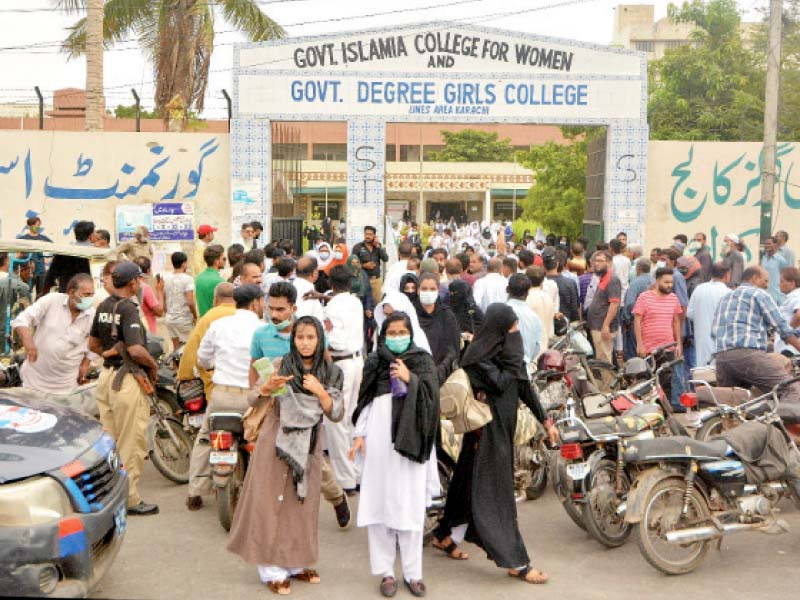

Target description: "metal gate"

left=271, top=217, right=305, bottom=257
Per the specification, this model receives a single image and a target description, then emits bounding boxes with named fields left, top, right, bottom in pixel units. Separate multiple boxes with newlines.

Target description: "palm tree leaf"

left=60, top=0, right=152, bottom=57
left=54, top=0, right=87, bottom=13
left=217, top=0, right=285, bottom=41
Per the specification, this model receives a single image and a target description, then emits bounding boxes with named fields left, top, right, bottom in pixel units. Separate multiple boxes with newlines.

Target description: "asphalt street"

left=92, top=460, right=800, bottom=600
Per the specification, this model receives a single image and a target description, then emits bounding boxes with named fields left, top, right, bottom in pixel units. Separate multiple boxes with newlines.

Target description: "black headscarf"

left=448, top=279, right=484, bottom=333
left=278, top=315, right=343, bottom=392
left=461, top=304, right=525, bottom=379
left=400, top=272, right=419, bottom=305
left=352, top=311, right=439, bottom=464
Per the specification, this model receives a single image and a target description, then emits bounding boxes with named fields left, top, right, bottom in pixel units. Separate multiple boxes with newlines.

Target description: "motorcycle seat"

left=585, top=406, right=664, bottom=437
left=696, top=386, right=750, bottom=407
left=208, top=412, right=244, bottom=435
left=625, top=436, right=729, bottom=462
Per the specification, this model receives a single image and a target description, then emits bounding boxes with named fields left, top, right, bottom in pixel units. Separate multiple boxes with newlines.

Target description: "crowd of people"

left=4, top=213, right=800, bottom=596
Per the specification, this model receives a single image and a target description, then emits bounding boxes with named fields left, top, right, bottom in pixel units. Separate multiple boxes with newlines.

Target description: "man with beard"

left=585, top=251, right=621, bottom=378
left=633, top=267, right=683, bottom=409
left=185, top=284, right=266, bottom=510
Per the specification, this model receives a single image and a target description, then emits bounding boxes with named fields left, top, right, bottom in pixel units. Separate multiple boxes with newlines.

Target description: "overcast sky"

left=0, top=0, right=767, bottom=118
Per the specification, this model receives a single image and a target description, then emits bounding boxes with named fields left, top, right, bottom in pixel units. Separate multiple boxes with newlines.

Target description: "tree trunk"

left=85, top=0, right=105, bottom=131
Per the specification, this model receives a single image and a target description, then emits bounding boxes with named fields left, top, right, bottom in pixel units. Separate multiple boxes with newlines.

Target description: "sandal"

left=431, top=538, right=469, bottom=560
left=508, top=566, right=549, bottom=584
left=380, top=576, right=398, bottom=597
left=267, top=579, right=291, bottom=595
left=292, top=569, right=321, bottom=584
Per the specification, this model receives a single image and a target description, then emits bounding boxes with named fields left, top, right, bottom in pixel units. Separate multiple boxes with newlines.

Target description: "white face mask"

left=419, top=290, right=439, bottom=306
left=333, top=251, right=343, bottom=260
left=655, top=261, right=666, bottom=270
left=319, top=252, right=330, bottom=260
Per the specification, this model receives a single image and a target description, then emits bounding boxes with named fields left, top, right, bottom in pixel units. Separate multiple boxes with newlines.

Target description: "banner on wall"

left=116, top=202, right=195, bottom=242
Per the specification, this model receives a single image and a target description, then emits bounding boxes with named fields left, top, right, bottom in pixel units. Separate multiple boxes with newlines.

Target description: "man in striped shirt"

left=633, top=267, right=683, bottom=409
left=712, top=266, right=800, bottom=419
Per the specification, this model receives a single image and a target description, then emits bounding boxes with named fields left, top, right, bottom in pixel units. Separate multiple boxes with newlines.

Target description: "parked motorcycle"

left=208, top=411, right=252, bottom=531
left=177, top=378, right=207, bottom=438
left=554, top=356, right=684, bottom=546
left=622, top=376, right=800, bottom=575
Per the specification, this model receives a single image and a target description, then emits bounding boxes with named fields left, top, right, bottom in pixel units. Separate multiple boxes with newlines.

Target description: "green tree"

left=516, top=131, right=588, bottom=239
left=751, top=0, right=800, bottom=140
left=113, top=104, right=159, bottom=119
left=56, top=0, right=283, bottom=116
left=648, top=0, right=764, bottom=140
left=428, top=129, right=514, bottom=162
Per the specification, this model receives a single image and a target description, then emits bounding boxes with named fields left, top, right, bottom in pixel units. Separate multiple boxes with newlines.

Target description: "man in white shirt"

left=473, top=257, right=508, bottom=312
left=12, top=273, right=97, bottom=415
left=324, top=265, right=365, bottom=492
left=187, top=284, right=266, bottom=503
left=383, top=242, right=414, bottom=295
left=163, top=251, right=198, bottom=350
left=261, top=257, right=294, bottom=297
left=293, top=256, right=325, bottom=323
left=687, top=262, right=731, bottom=367
left=525, top=265, right=555, bottom=354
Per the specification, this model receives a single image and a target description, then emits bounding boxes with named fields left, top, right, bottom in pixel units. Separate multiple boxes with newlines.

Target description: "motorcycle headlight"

left=0, top=477, right=72, bottom=526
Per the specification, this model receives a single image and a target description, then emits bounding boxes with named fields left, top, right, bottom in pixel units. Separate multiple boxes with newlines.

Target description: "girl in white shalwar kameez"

left=350, top=312, right=440, bottom=598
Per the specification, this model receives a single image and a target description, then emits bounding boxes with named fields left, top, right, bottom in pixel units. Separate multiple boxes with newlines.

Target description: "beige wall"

left=0, top=131, right=230, bottom=246
left=646, top=141, right=800, bottom=264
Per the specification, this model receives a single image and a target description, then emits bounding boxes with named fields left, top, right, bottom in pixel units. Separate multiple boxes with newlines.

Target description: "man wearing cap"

left=192, top=224, right=217, bottom=276
left=186, top=284, right=266, bottom=510
left=88, top=261, right=160, bottom=516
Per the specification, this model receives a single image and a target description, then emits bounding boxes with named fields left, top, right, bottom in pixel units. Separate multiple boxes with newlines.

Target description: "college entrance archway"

left=230, top=22, right=648, bottom=246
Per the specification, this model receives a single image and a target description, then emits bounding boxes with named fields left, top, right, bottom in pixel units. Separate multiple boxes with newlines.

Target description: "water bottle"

left=390, top=370, right=408, bottom=398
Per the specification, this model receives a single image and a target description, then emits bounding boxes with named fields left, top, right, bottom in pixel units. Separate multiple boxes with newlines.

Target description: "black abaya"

left=435, top=304, right=544, bottom=569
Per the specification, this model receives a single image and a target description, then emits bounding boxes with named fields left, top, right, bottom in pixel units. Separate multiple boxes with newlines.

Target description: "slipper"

left=292, top=569, right=321, bottom=584
left=267, top=579, right=291, bottom=595
left=431, top=538, right=469, bottom=560
left=508, top=566, right=549, bottom=584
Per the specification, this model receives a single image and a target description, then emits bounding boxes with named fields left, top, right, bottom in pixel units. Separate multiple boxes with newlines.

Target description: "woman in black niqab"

left=433, top=304, right=549, bottom=584
left=448, top=279, right=484, bottom=335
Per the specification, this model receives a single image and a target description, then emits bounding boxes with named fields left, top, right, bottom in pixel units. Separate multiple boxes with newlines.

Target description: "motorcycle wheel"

left=552, top=454, right=586, bottom=530
left=524, top=443, right=549, bottom=501
left=147, top=415, right=193, bottom=484
left=636, top=477, right=711, bottom=575
left=156, top=387, right=181, bottom=417
left=695, top=416, right=726, bottom=441
left=423, top=459, right=453, bottom=545
left=217, top=457, right=245, bottom=532
left=581, top=459, right=631, bottom=547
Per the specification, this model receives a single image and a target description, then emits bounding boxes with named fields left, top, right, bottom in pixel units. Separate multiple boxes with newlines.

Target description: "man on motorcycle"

left=711, top=266, right=800, bottom=421
left=186, top=284, right=265, bottom=510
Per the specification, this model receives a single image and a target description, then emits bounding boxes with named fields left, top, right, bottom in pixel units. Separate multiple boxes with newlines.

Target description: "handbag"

left=440, top=368, right=493, bottom=434
left=514, top=403, right=541, bottom=446
left=243, top=398, right=272, bottom=443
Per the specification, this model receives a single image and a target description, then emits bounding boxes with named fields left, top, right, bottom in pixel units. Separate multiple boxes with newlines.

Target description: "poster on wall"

left=116, top=204, right=153, bottom=242
left=116, top=203, right=195, bottom=242
left=232, top=179, right=262, bottom=220
left=151, top=202, right=195, bottom=241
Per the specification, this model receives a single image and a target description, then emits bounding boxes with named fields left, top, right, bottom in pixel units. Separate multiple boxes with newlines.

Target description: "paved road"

left=92, top=460, right=800, bottom=599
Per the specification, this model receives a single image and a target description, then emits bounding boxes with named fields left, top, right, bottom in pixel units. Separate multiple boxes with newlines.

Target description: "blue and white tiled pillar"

left=604, top=119, right=649, bottom=244
left=230, top=117, right=272, bottom=240
left=346, top=118, right=386, bottom=248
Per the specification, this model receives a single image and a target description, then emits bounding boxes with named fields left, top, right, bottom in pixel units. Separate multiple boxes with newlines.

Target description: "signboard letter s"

left=355, top=145, right=377, bottom=173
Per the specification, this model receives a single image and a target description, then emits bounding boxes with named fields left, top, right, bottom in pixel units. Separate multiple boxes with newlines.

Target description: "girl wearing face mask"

left=350, top=311, right=440, bottom=598
left=324, top=242, right=349, bottom=274
left=413, top=273, right=461, bottom=385
left=228, top=316, right=345, bottom=594
left=432, top=304, right=551, bottom=585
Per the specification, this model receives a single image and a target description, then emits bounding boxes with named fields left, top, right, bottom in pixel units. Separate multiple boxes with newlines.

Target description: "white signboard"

left=239, top=23, right=642, bottom=76
left=239, top=75, right=641, bottom=121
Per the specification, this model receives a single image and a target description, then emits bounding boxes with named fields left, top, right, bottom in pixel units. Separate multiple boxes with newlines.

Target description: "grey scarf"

left=275, top=387, right=342, bottom=501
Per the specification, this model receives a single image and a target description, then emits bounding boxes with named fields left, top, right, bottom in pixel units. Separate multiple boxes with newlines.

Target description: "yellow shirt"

left=191, top=240, right=208, bottom=277
left=177, top=302, right=237, bottom=395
